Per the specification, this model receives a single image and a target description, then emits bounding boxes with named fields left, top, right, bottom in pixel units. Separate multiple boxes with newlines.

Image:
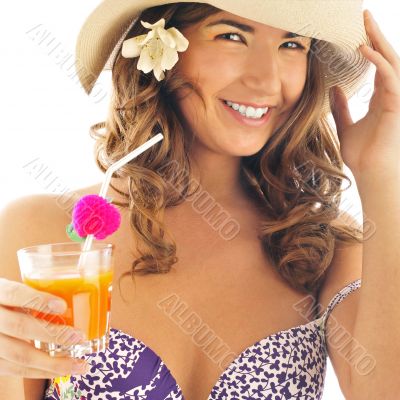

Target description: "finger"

left=360, top=45, right=400, bottom=96
left=0, top=359, right=66, bottom=379
left=0, top=306, right=86, bottom=346
left=330, top=86, right=353, bottom=134
left=374, top=67, right=381, bottom=92
left=364, top=10, right=400, bottom=75
left=0, top=279, right=67, bottom=314
left=0, top=333, right=88, bottom=376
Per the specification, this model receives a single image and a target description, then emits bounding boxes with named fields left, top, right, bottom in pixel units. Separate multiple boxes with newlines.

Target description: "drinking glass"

left=17, top=242, right=114, bottom=357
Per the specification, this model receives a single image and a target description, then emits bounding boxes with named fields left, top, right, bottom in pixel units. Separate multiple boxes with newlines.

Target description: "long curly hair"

left=90, top=2, right=363, bottom=295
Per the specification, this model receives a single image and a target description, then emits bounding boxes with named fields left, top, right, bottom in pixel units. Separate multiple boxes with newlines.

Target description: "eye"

left=216, top=33, right=306, bottom=51
left=216, top=32, right=244, bottom=43
left=282, top=41, right=305, bottom=50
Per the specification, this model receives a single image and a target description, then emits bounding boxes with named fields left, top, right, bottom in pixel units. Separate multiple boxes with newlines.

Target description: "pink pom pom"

left=72, top=194, right=121, bottom=240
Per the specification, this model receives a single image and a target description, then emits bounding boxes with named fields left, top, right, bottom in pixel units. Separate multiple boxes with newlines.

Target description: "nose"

left=240, top=45, right=281, bottom=96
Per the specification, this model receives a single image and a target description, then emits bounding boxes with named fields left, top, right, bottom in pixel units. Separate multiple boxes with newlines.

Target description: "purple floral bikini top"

left=44, top=279, right=361, bottom=400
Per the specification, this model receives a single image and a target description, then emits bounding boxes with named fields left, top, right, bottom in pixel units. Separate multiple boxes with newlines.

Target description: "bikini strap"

left=319, top=278, right=362, bottom=342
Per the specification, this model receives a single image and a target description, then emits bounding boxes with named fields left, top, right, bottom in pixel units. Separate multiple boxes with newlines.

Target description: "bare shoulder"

left=0, top=180, right=126, bottom=282
left=1, top=195, right=66, bottom=282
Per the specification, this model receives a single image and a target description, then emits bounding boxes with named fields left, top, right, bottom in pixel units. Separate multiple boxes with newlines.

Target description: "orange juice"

left=23, top=269, right=113, bottom=341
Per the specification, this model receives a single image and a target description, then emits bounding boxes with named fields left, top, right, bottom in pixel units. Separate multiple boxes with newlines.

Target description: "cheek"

left=280, top=60, right=308, bottom=101
left=178, top=43, right=239, bottom=90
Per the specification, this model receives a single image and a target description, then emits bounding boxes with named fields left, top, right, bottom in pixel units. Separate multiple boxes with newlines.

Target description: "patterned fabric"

left=44, top=279, right=361, bottom=400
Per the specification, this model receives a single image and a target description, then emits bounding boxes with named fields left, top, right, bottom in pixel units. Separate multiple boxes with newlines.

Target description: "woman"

left=1, top=1, right=399, bottom=399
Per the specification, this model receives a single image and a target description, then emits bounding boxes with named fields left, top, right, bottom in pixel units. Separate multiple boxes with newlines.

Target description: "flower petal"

left=158, top=28, right=176, bottom=48
left=167, top=28, right=189, bottom=52
left=140, top=30, right=155, bottom=45
left=149, top=36, right=165, bottom=60
left=121, top=36, right=144, bottom=58
left=141, top=18, right=165, bottom=30
left=121, top=31, right=155, bottom=58
left=137, top=46, right=156, bottom=73
left=160, top=46, right=179, bottom=70
left=153, top=63, right=165, bottom=81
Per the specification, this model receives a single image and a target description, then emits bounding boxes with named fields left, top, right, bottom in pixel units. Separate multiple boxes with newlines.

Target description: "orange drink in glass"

left=17, top=242, right=114, bottom=357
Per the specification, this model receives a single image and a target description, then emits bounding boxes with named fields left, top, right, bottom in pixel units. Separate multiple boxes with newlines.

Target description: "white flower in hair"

left=121, top=18, right=189, bottom=81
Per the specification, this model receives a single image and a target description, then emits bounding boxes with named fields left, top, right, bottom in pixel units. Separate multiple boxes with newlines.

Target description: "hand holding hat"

left=330, top=9, right=400, bottom=183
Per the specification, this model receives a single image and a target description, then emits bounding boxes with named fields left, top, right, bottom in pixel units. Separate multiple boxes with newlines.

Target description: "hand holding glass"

left=17, top=242, right=114, bottom=357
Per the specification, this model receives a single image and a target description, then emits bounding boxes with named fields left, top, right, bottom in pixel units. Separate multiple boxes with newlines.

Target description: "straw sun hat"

left=75, top=0, right=373, bottom=115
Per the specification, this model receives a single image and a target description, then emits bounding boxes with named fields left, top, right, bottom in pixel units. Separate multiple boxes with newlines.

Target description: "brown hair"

left=90, top=2, right=363, bottom=295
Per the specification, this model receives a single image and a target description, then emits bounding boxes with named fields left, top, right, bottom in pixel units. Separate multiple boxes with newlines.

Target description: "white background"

left=0, top=1, right=399, bottom=398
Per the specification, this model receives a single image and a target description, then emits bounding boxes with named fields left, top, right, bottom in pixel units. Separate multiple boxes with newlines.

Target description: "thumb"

left=329, top=86, right=354, bottom=138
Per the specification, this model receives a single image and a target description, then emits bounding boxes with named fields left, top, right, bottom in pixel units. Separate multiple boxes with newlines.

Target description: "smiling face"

left=174, top=10, right=313, bottom=156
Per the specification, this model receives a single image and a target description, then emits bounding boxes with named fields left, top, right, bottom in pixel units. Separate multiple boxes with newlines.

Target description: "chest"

left=107, top=208, right=316, bottom=400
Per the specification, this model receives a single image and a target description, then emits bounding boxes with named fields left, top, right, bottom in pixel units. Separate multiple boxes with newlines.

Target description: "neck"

left=188, top=148, right=248, bottom=206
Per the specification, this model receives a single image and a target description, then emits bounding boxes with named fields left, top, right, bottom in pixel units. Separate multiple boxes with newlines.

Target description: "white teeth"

left=245, top=107, right=255, bottom=118
left=225, top=100, right=268, bottom=119
left=253, top=108, right=265, bottom=118
left=238, top=105, right=246, bottom=114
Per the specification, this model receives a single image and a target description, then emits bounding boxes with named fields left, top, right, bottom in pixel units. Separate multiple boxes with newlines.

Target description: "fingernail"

left=48, top=299, right=67, bottom=313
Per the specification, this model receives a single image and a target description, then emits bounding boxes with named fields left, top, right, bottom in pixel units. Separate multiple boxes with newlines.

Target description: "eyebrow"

left=205, top=18, right=306, bottom=38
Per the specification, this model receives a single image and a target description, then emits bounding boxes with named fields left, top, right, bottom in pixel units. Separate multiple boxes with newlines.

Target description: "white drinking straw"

left=77, top=133, right=164, bottom=268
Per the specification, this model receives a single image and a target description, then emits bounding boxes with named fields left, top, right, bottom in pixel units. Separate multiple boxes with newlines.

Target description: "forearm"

left=350, top=171, right=400, bottom=399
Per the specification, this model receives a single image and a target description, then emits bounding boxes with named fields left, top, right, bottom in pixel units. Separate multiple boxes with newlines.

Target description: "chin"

left=193, top=128, right=271, bottom=157
left=236, top=133, right=272, bottom=154
left=224, top=141, right=269, bottom=157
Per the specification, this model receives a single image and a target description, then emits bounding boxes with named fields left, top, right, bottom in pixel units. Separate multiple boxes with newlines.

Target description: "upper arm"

left=0, top=194, right=72, bottom=399
left=317, top=211, right=363, bottom=398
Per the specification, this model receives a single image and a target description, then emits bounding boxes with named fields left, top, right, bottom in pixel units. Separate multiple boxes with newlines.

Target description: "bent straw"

left=77, top=133, right=164, bottom=268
